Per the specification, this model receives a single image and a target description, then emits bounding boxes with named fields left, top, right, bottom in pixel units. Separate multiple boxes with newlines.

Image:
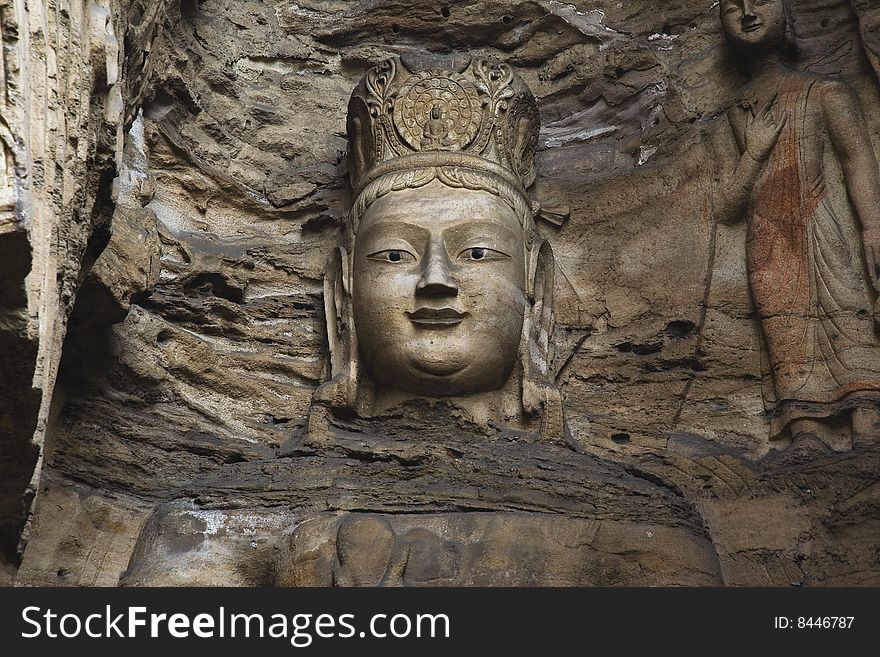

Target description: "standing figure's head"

left=316, top=53, right=563, bottom=440
left=720, top=0, right=796, bottom=62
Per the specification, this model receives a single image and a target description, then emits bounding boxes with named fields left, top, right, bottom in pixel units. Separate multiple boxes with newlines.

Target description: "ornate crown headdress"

left=346, top=52, right=540, bottom=204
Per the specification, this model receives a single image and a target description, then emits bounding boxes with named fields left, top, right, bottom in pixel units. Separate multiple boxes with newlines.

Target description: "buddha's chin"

left=365, top=343, right=516, bottom=396
left=395, top=356, right=512, bottom=397
left=408, top=356, right=468, bottom=377
left=731, top=28, right=783, bottom=52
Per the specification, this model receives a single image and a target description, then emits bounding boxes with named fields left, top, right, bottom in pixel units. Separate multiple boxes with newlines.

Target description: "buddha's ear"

left=314, top=247, right=362, bottom=410
left=522, top=238, right=566, bottom=442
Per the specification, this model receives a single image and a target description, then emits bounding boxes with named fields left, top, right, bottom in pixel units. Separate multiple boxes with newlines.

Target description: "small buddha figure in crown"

left=422, top=105, right=456, bottom=148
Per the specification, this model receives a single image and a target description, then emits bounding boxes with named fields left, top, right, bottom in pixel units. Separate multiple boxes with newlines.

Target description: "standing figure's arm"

left=822, top=79, right=880, bottom=292
left=716, top=95, right=788, bottom=225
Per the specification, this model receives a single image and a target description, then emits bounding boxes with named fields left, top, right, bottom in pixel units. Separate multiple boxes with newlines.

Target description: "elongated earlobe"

left=521, top=238, right=566, bottom=442
left=315, top=247, right=362, bottom=411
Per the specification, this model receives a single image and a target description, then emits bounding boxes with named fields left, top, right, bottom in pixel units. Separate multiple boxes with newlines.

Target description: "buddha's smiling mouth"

left=406, top=307, right=469, bottom=328
left=742, top=21, right=763, bottom=32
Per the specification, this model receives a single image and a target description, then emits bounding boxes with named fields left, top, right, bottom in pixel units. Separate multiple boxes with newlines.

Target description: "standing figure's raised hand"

left=745, top=93, right=788, bottom=162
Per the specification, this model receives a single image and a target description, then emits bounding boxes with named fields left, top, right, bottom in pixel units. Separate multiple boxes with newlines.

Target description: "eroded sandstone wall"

left=0, top=0, right=167, bottom=575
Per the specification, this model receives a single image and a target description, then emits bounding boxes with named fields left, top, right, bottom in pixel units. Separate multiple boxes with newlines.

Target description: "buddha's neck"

left=747, top=52, right=787, bottom=84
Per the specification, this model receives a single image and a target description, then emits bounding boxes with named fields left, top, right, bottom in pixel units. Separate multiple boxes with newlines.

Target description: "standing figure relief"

left=718, top=0, right=880, bottom=449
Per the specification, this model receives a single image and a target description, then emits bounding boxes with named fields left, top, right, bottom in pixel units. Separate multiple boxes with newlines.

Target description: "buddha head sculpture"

left=314, top=53, right=564, bottom=441
left=720, top=0, right=797, bottom=64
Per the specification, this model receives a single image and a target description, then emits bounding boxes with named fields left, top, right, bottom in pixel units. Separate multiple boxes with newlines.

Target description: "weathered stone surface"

left=853, top=0, right=880, bottom=83
left=126, top=509, right=721, bottom=587
left=3, top=0, right=879, bottom=586
left=0, top=0, right=168, bottom=563
left=14, top=474, right=151, bottom=586
left=120, top=425, right=722, bottom=586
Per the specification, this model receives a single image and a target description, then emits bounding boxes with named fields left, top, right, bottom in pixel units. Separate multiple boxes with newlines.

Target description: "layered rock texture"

left=0, top=0, right=166, bottom=573
left=3, top=0, right=880, bottom=586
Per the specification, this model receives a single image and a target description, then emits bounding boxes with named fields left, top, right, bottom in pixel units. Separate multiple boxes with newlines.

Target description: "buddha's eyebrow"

left=443, top=220, right=519, bottom=242
left=357, top=221, right=430, bottom=245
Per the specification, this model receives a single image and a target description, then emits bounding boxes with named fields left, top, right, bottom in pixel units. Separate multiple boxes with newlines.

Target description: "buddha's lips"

left=406, top=307, right=469, bottom=327
left=742, top=22, right=763, bottom=32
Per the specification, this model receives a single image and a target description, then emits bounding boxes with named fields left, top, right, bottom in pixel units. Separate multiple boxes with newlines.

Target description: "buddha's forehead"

left=358, top=179, right=522, bottom=236
left=721, top=0, right=782, bottom=9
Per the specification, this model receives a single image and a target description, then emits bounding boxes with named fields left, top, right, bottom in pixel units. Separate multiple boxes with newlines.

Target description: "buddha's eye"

left=458, top=246, right=508, bottom=261
left=367, top=249, right=416, bottom=263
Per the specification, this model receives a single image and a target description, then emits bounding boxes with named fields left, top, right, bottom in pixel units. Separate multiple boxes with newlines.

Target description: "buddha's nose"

left=742, top=0, right=757, bottom=19
left=416, top=241, right=459, bottom=297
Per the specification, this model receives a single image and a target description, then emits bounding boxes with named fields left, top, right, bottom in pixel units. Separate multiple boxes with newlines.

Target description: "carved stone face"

left=720, top=0, right=786, bottom=51
left=352, top=179, right=527, bottom=397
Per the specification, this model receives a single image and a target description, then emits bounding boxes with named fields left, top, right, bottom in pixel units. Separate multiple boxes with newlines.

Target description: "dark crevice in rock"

left=614, top=340, right=663, bottom=356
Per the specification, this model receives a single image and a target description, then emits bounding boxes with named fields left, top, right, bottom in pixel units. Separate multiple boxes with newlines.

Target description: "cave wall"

left=0, top=0, right=170, bottom=575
